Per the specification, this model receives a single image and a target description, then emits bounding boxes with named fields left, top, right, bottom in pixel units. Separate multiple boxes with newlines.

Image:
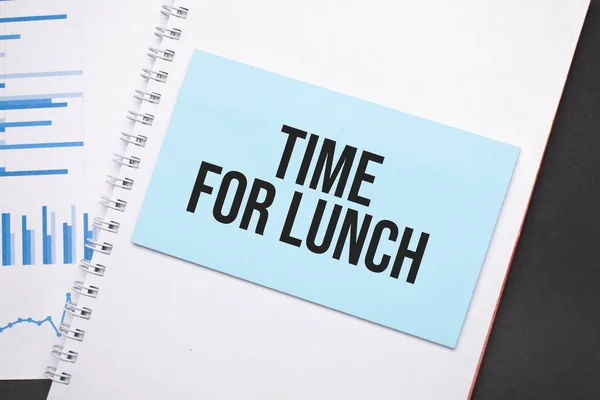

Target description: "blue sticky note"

left=133, top=50, right=519, bottom=348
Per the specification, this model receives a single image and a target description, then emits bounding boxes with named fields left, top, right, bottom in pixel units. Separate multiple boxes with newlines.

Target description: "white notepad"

left=47, top=0, right=589, bottom=398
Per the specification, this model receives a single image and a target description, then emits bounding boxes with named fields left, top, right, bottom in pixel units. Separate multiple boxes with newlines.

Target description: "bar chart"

left=1, top=205, right=95, bottom=266
left=0, top=7, right=84, bottom=178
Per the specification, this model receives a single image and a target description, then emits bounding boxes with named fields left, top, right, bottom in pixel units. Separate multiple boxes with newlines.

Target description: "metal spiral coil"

left=113, top=153, right=141, bottom=169
left=147, top=47, right=175, bottom=62
left=92, top=217, right=120, bottom=233
left=120, top=132, right=148, bottom=147
left=84, top=239, right=113, bottom=255
left=73, top=280, right=100, bottom=298
left=154, top=26, right=182, bottom=40
left=47, top=2, right=187, bottom=385
left=44, top=367, right=71, bottom=384
left=161, top=5, right=188, bottom=19
left=141, top=68, right=168, bottom=83
left=134, top=89, right=162, bottom=104
left=79, top=259, right=107, bottom=277
left=106, top=174, right=135, bottom=190
left=51, top=345, right=79, bottom=363
left=127, top=110, right=155, bottom=125
left=58, top=323, right=85, bottom=341
left=64, top=302, right=92, bottom=320
left=99, top=195, right=127, bottom=211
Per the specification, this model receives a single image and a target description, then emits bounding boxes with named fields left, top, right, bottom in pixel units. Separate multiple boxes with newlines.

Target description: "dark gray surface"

left=472, top=2, right=600, bottom=398
left=1, top=2, right=599, bottom=400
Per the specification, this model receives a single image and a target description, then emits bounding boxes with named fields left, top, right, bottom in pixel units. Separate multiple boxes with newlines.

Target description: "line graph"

left=0, top=293, right=71, bottom=337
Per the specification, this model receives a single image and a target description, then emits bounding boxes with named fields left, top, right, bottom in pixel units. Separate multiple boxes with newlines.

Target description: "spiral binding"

left=44, top=3, right=188, bottom=385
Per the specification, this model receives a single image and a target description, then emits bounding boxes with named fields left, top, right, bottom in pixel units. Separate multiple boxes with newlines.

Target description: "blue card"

left=133, top=50, right=519, bottom=348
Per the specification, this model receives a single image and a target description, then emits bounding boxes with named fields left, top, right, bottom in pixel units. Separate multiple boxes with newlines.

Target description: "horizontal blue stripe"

left=0, top=53, right=4, bottom=57
left=0, top=100, right=67, bottom=111
left=0, top=92, right=82, bottom=101
left=0, top=70, right=82, bottom=79
left=0, top=15, right=67, bottom=23
left=0, top=98, right=51, bottom=106
left=0, top=167, right=68, bottom=176
left=1, top=120, right=52, bottom=128
left=0, top=34, right=20, bottom=40
left=0, top=83, right=5, bottom=89
left=0, top=141, right=83, bottom=150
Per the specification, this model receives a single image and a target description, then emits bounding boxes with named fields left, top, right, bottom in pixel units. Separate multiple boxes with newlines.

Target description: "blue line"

left=0, top=14, right=67, bottom=23
left=0, top=93, right=82, bottom=101
left=0, top=316, right=60, bottom=336
left=0, top=141, right=83, bottom=150
left=0, top=293, right=72, bottom=337
left=0, top=34, right=20, bottom=40
left=0, top=167, right=68, bottom=176
left=60, top=293, right=71, bottom=324
left=0, top=83, right=5, bottom=88
left=0, top=70, right=83, bottom=79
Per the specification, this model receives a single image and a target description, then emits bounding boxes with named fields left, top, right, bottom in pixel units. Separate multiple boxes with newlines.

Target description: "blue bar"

left=0, top=14, right=67, bottom=23
left=0, top=93, right=82, bottom=101
left=0, top=53, right=4, bottom=57
left=51, top=212, right=56, bottom=264
left=42, top=206, right=49, bottom=264
left=63, top=223, right=72, bottom=264
left=0, top=120, right=52, bottom=130
left=62, top=223, right=67, bottom=263
left=22, top=216, right=30, bottom=265
left=71, top=206, right=76, bottom=263
left=30, top=230, right=35, bottom=264
left=0, top=70, right=83, bottom=79
left=0, top=84, right=5, bottom=89
left=0, top=167, right=68, bottom=177
left=0, top=141, right=84, bottom=150
left=83, top=213, right=93, bottom=261
left=0, top=100, right=67, bottom=111
left=68, top=225, right=72, bottom=263
left=10, top=234, right=14, bottom=265
left=0, top=34, right=20, bottom=40
left=2, top=214, right=10, bottom=266
left=0, top=98, right=51, bottom=107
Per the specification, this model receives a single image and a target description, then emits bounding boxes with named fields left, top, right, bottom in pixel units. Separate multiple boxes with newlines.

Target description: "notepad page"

left=49, top=0, right=589, bottom=399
